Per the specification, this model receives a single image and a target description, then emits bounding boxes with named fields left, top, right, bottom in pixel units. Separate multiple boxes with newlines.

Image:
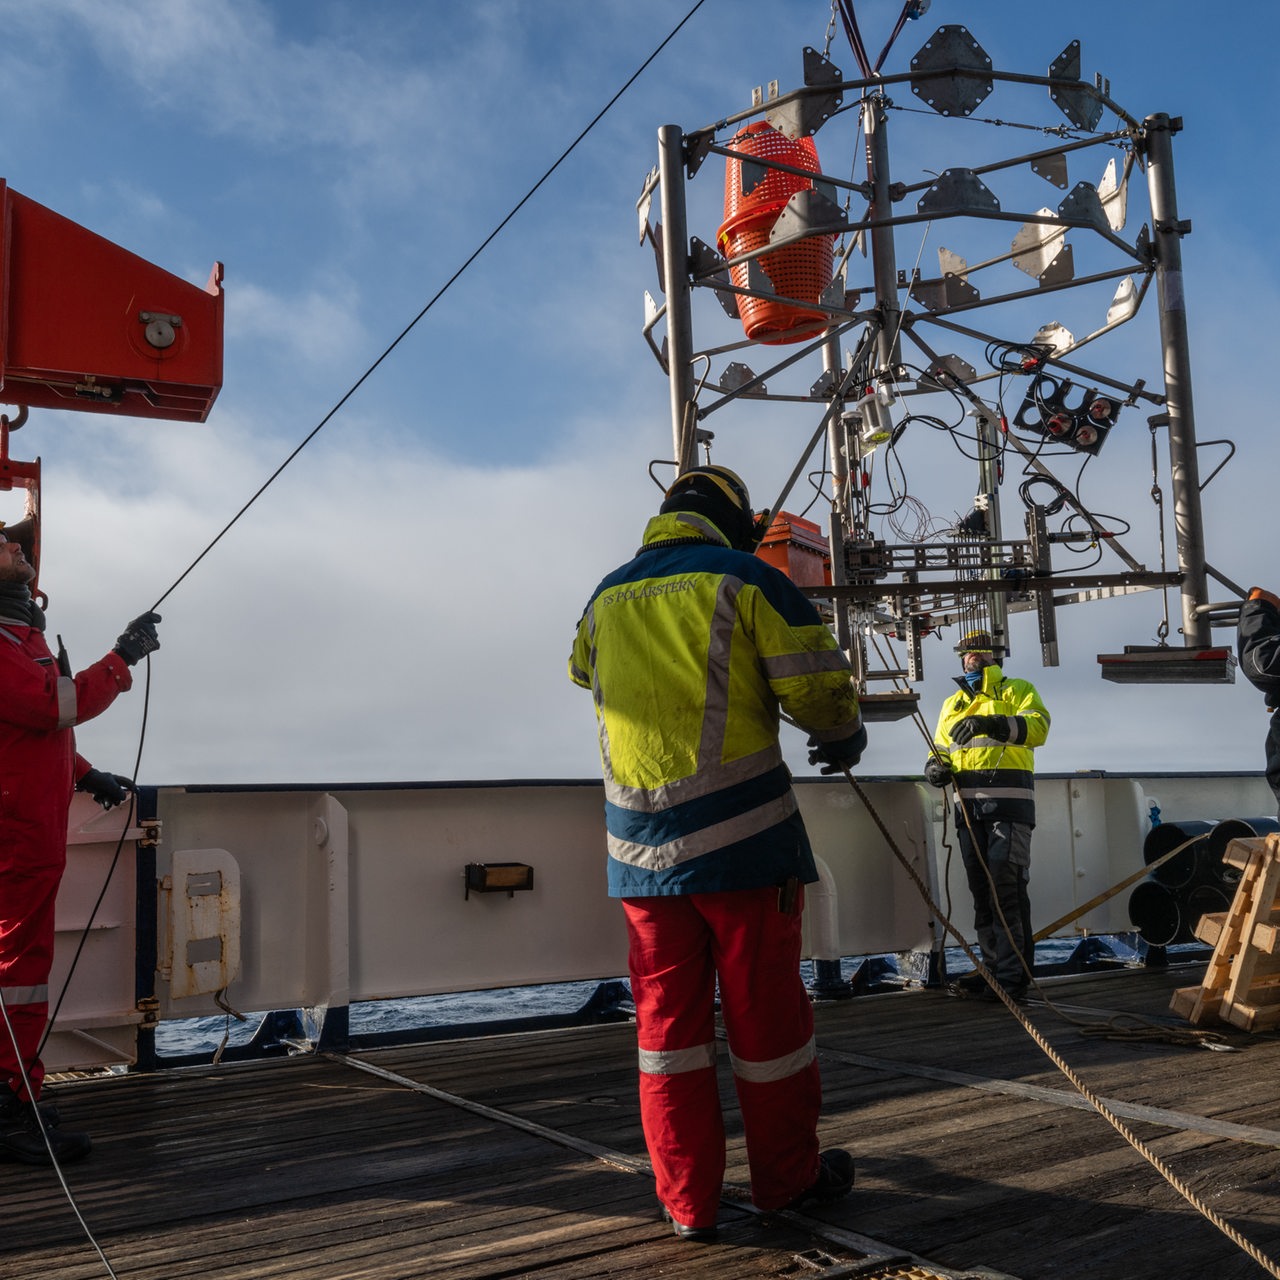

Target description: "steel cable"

left=0, top=991, right=121, bottom=1278
left=149, top=0, right=710, bottom=613
left=17, top=8, right=712, bottom=1269
left=42, top=0, right=713, bottom=1062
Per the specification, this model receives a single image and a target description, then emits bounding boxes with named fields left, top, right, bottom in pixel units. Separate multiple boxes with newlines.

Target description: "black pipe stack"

left=1127, top=817, right=1280, bottom=946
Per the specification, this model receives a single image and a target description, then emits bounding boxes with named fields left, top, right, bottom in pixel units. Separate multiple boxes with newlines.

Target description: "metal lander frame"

left=637, top=20, right=1238, bottom=721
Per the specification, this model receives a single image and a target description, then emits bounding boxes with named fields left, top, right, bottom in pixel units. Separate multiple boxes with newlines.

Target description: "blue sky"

left=0, top=0, right=1276, bottom=784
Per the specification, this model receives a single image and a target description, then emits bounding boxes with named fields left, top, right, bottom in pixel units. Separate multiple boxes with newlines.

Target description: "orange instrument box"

left=756, top=511, right=831, bottom=587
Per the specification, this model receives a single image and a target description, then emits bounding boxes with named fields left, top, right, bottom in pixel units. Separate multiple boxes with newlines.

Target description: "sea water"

left=153, top=975, right=626, bottom=1057
left=152, top=938, right=1164, bottom=1058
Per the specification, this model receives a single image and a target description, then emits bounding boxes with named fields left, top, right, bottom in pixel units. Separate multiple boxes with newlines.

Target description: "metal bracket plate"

left=1048, top=41, right=1103, bottom=131
left=917, top=168, right=1000, bottom=217
left=764, top=46, right=844, bottom=139
left=910, top=25, right=993, bottom=118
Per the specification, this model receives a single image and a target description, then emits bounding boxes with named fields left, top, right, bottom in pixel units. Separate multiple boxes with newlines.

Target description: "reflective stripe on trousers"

left=0, top=860, right=62, bottom=1101
left=0, top=985, right=49, bottom=1005
left=623, top=886, right=821, bottom=1222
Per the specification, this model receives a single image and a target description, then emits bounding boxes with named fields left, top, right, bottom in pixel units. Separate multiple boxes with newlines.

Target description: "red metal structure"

left=0, top=180, right=224, bottom=594
left=0, top=181, right=223, bottom=422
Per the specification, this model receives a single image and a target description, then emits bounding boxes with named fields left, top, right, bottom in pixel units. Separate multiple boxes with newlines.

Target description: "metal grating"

left=863, top=1268, right=1017, bottom=1280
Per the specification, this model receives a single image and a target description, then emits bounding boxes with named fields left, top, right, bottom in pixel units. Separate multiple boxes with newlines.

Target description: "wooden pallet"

left=1170, top=833, right=1280, bottom=1030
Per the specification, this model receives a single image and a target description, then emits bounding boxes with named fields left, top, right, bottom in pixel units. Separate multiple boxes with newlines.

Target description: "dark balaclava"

left=659, top=465, right=757, bottom=551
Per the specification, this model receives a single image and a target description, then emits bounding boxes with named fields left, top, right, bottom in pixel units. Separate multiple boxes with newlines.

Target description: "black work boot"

left=981, top=980, right=1029, bottom=1004
left=952, top=969, right=987, bottom=994
left=661, top=1204, right=718, bottom=1243
left=786, top=1148, right=856, bottom=1210
left=0, top=1085, right=60, bottom=1128
left=0, top=1096, right=90, bottom=1166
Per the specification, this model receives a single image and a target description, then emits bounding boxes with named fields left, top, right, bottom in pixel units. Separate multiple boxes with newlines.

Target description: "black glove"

left=950, top=715, right=1010, bottom=745
left=924, top=756, right=953, bottom=788
left=113, top=611, right=162, bottom=666
left=76, top=769, right=134, bottom=810
left=807, top=725, right=867, bottom=775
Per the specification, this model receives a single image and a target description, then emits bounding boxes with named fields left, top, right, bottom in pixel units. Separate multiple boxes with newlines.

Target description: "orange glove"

left=1248, top=587, right=1280, bottom=610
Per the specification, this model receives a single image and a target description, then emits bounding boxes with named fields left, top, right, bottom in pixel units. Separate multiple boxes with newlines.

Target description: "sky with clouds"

left=0, top=0, right=1276, bottom=786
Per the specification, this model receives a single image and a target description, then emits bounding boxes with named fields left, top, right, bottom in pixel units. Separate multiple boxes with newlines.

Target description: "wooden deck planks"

left=3, top=964, right=1280, bottom=1278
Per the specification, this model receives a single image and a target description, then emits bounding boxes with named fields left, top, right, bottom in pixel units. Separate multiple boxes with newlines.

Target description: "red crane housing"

left=0, top=180, right=223, bottom=423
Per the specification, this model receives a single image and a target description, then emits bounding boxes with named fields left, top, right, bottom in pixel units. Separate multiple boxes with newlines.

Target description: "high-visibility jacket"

left=931, top=663, right=1050, bottom=826
left=569, top=510, right=863, bottom=897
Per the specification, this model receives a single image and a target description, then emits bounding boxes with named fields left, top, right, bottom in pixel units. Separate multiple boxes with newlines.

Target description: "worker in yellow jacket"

left=569, top=465, right=864, bottom=1240
left=924, top=630, right=1050, bottom=1001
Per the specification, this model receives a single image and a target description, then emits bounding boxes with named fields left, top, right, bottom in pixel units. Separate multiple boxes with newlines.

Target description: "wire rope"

left=832, top=756, right=1280, bottom=1275
left=50, top=0, right=713, bottom=1017
left=1, top=666, right=153, bottom=1279
left=150, top=0, right=710, bottom=612
left=0, top=991, right=121, bottom=1277
left=834, top=0, right=872, bottom=79
left=17, top=9, right=711, bottom=1270
left=37, top=663, right=151, bottom=1060
left=871, top=1, right=919, bottom=75
left=795, top=679, right=1280, bottom=1274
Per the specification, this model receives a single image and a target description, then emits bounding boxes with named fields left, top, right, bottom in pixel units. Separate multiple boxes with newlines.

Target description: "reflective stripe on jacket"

left=569, top=510, right=862, bottom=896
left=932, top=663, right=1049, bottom=825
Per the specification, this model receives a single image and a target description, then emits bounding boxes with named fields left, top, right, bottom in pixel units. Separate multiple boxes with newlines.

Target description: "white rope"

left=0, top=988, right=120, bottom=1279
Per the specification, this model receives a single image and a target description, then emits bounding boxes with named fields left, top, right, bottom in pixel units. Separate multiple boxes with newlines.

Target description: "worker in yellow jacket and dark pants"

left=569, top=465, right=865, bottom=1241
left=924, top=631, right=1050, bottom=1002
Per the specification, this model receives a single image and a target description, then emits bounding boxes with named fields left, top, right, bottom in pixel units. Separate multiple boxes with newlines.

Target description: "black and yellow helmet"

left=660, top=465, right=759, bottom=551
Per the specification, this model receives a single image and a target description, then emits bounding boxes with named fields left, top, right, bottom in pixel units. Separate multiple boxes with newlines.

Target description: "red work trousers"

left=623, top=886, right=821, bottom=1225
left=0, top=855, right=60, bottom=1101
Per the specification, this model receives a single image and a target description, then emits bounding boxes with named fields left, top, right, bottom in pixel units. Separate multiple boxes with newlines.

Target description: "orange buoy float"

left=717, top=122, right=834, bottom=345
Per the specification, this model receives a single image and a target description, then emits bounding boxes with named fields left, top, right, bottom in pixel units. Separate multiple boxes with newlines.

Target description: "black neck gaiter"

left=0, top=581, right=45, bottom=630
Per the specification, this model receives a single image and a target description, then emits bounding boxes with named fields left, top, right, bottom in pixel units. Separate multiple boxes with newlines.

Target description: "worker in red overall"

left=0, top=525, right=160, bottom=1165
